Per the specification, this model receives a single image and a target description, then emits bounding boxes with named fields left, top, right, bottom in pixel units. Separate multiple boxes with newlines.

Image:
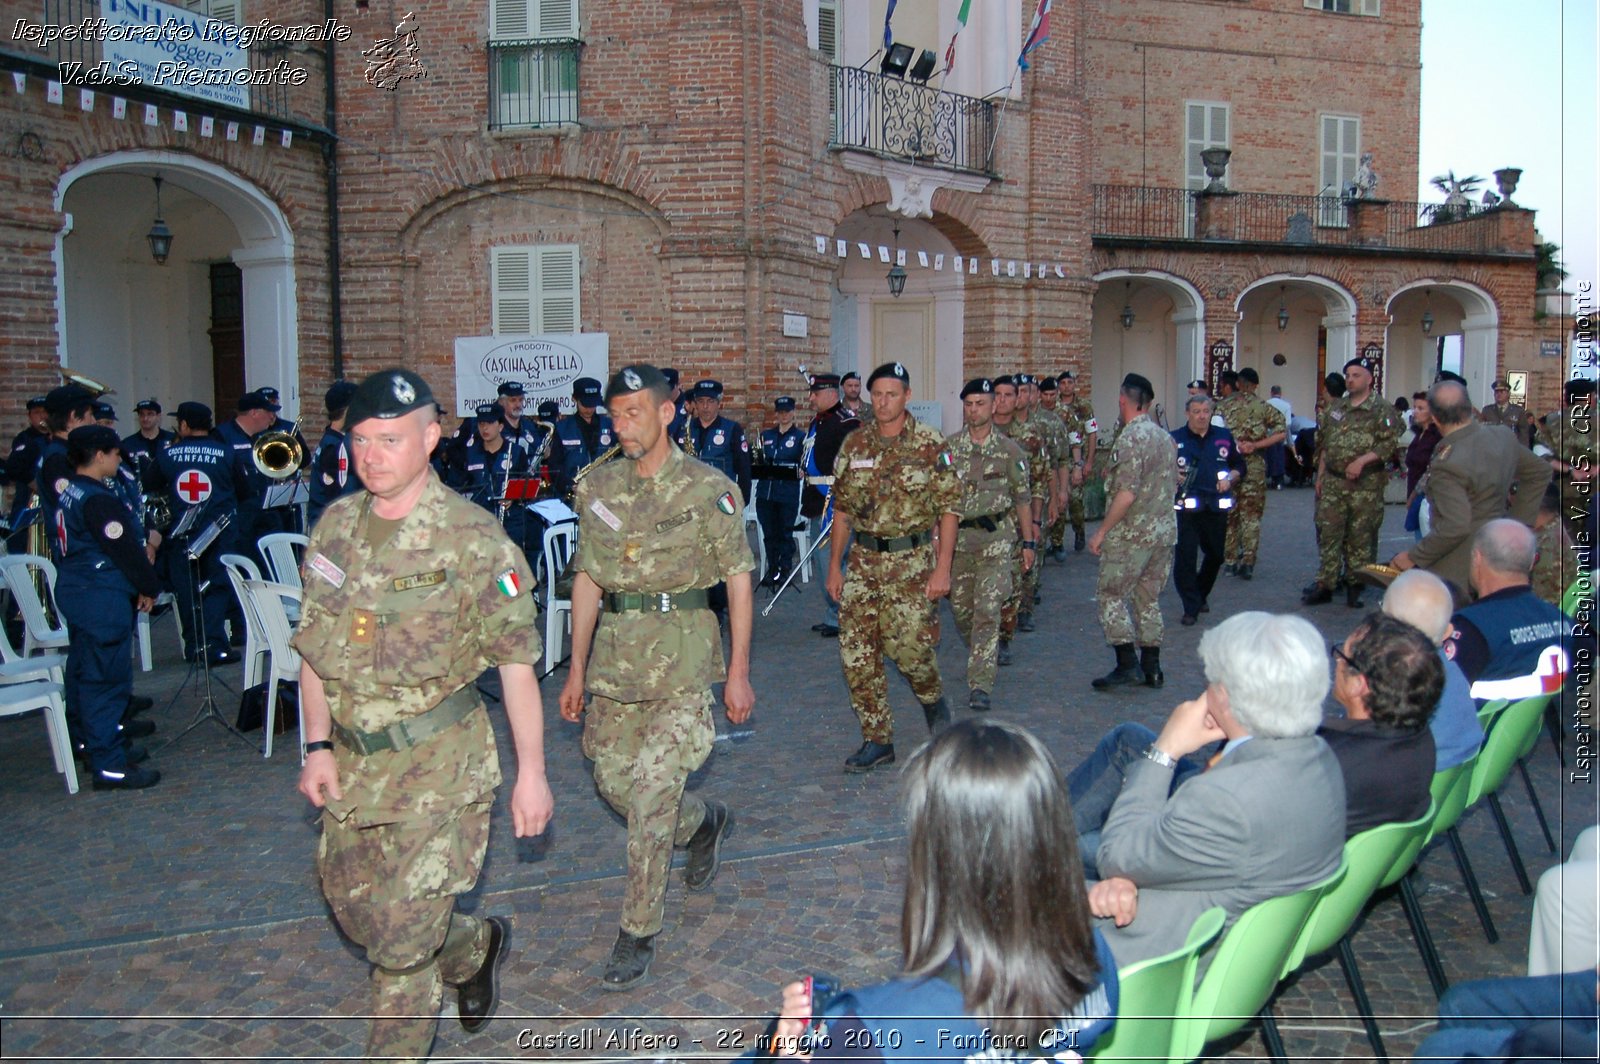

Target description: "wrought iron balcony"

left=829, top=66, right=997, bottom=177
left=1091, top=185, right=1524, bottom=257
left=488, top=38, right=581, bottom=130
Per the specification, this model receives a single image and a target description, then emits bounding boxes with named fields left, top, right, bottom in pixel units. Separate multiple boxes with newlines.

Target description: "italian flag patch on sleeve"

left=496, top=569, right=522, bottom=597
left=716, top=491, right=738, bottom=515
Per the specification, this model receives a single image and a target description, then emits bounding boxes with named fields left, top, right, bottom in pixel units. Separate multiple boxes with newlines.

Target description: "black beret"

left=497, top=381, right=526, bottom=398
left=134, top=398, right=162, bottom=413
left=1059, top=370, right=1076, bottom=381
left=992, top=374, right=1016, bottom=388
left=573, top=377, right=604, bottom=404
left=661, top=367, right=680, bottom=388
left=1434, top=370, right=1467, bottom=386
left=1566, top=378, right=1596, bottom=398
left=345, top=368, right=436, bottom=427
left=172, top=401, right=213, bottom=428
left=1121, top=372, right=1155, bottom=397
left=866, top=362, right=911, bottom=389
left=324, top=381, right=358, bottom=414
left=774, top=396, right=796, bottom=412
left=1016, top=373, right=1036, bottom=386
left=1038, top=376, right=1058, bottom=392
left=1343, top=356, right=1375, bottom=374
left=68, top=424, right=121, bottom=452
left=1186, top=379, right=1208, bottom=390
left=1238, top=367, right=1260, bottom=385
left=960, top=378, right=993, bottom=399
left=841, top=372, right=860, bottom=383
left=809, top=373, right=841, bottom=392
left=605, top=364, right=669, bottom=403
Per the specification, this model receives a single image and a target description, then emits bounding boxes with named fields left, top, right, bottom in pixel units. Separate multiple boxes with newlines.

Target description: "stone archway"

left=1090, top=269, right=1206, bottom=427
left=55, top=151, right=299, bottom=417
left=1235, top=274, right=1358, bottom=419
left=1386, top=280, right=1500, bottom=404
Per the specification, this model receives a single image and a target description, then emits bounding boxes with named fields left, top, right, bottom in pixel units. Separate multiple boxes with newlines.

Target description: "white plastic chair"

left=221, top=553, right=268, bottom=689
left=0, top=589, right=65, bottom=686
left=0, top=554, right=70, bottom=659
left=540, top=521, right=577, bottom=678
left=0, top=677, right=77, bottom=794
left=258, top=532, right=308, bottom=590
left=242, top=579, right=302, bottom=761
left=136, top=591, right=178, bottom=672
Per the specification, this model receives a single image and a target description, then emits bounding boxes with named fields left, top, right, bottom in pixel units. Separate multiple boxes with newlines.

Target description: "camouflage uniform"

left=1221, top=391, right=1287, bottom=567
left=1013, top=409, right=1064, bottom=606
left=1533, top=518, right=1583, bottom=606
left=1537, top=407, right=1598, bottom=546
left=1097, top=415, right=1178, bottom=646
left=1314, top=395, right=1402, bottom=589
left=831, top=415, right=961, bottom=744
left=294, top=473, right=540, bottom=1063
left=946, top=426, right=1030, bottom=695
left=995, top=415, right=1052, bottom=638
left=573, top=443, right=754, bottom=938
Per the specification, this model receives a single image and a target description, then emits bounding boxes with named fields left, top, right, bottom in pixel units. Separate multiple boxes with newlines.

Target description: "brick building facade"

left=0, top=0, right=1556, bottom=442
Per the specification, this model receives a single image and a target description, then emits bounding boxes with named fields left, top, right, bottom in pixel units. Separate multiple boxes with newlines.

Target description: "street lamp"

left=1120, top=282, right=1134, bottom=330
left=1276, top=286, right=1290, bottom=332
left=147, top=175, right=173, bottom=266
left=886, top=223, right=907, bottom=298
left=1420, top=289, right=1434, bottom=335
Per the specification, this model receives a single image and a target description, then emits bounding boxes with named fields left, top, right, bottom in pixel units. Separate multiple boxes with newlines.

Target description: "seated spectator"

left=760, top=720, right=1118, bottom=1059
left=1533, top=484, right=1587, bottom=607
left=1081, top=612, right=1346, bottom=967
left=1323, top=613, right=1439, bottom=835
left=1445, top=519, right=1571, bottom=701
left=1412, top=967, right=1599, bottom=1063
left=1383, top=569, right=1484, bottom=770
left=1530, top=825, right=1600, bottom=978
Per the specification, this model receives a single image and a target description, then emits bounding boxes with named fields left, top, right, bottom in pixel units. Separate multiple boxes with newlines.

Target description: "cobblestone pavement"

left=0, top=489, right=1593, bottom=1061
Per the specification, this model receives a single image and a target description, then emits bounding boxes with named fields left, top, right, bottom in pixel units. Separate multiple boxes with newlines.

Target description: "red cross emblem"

left=177, top=470, right=213, bottom=503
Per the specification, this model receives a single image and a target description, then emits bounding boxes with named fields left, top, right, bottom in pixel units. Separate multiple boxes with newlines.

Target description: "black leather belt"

left=603, top=589, right=711, bottom=613
left=958, top=511, right=1010, bottom=532
left=855, top=530, right=932, bottom=552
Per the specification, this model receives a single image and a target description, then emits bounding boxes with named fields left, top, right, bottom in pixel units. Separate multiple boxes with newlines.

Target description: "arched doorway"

left=1235, top=275, right=1357, bottom=420
left=55, top=152, right=299, bottom=418
left=832, top=210, right=968, bottom=433
left=1386, top=281, right=1500, bottom=404
left=1090, top=269, right=1205, bottom=427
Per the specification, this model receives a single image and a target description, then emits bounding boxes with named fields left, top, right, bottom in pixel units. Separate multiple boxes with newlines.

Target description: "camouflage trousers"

left=840, top=542, right=942, bottom=744
left=949, top=531, right=1015, bottom=694
left=583, top=691, right=714, bottom=937
left=1048, top=508, right=1069, bottom=550
left=1097, top=538, right=1174, bottom=646
left=1316, top=478, right=1387, bottom=587
left=1225, top=460, right=1268, bottom=565
left=318, top=801, right=493, bottom=1064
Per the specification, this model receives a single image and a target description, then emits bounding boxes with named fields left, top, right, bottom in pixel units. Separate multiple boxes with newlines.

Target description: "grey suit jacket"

left=1094, top=734, right=1346, bottom=968
left=1412, top=421, right=1552, bottom=596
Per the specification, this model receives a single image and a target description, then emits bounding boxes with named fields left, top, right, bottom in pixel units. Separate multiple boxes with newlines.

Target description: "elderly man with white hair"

left=1382, top=568, right=1484, bottom=770
left=1068, top=611, right=1347, bottom=966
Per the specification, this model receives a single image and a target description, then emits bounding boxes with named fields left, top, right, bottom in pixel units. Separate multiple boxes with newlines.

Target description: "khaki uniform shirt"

left=574, top=443, right=754, bottom=703
left=1479, top=402, right=1532, bottom=445
left=831, top=414, right=961, bottom=537
left=294, top=473, right=540, bottom=825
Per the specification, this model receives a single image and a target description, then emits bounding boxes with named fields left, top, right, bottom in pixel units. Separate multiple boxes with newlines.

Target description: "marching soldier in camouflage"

left=295, top=369, right=554, bottom=1064
left=947, top=379, right=1035, bottom=712
left=1016, top=375, right=1068, bottom=610
left=1220, top=367, right=1287, bottom=579
left=992, top=377, right=1051, bottom=647
left=1088, top=373, right=1178, bottom=690
left=1055, top=371, right=1099, bottom=554
left=559, top=364, right=755, bottom=991
left=826, top=361, right=961, bottom=772
left=1303, top=356, right=1402, bottom=608
left=1536, top=378, right=1598, bottom=548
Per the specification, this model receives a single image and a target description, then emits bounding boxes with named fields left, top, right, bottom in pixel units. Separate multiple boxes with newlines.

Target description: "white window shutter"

left=537, top=0, right=578, bottom=37
left=537, top=245, right=580, bottom=334
left=1360, top=0, right=1381, bottom=16
left=493, top=248, right=533, bottom=335
left=1184, top=101, right=1229, bottom=189
left=818, top=0, right=838, bottom=61
left=185, top=0, right=240, bottom=24
left=491, top=0, right=532, bottom=40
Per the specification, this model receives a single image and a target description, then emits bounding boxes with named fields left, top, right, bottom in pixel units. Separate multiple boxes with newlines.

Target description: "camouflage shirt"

left=1060, top=396, right=1099, bottom=449
left=1106, top=414, right=1178, bottom=549
left=1537, top=407, right=1597, bottom=490
left=995, top=416, right=1052, bottom=500
left=1020, top=408, right=1070, bottom=470
left=946, top=426, right=1030, bottom=542
left=574, top=442, right=754, bottom=703
left=294, top=472, right=540, bottom=825
left=1318, top=394, right=1402, bottom=484
left=1223, top=392, right=1288, bottom=475
left=831, top=414, right=961, bottom=537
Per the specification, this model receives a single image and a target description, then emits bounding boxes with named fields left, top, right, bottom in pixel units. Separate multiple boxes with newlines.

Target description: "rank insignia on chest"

left=1331, top=409, right=1345, bottom=421
left=715, top=491, right=737, bottom=515
left=656, top=511, right=692, bottom=533
left=496, top=569, right=522, bottom=597
left=351, top=609, right=376, bottom=643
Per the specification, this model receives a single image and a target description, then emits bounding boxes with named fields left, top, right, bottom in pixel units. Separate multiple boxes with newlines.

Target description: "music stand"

left=157, top=513, right=251, bottom=751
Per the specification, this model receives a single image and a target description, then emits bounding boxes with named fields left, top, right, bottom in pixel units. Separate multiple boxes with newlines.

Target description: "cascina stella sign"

left=453, top=333, right=610, bottom=416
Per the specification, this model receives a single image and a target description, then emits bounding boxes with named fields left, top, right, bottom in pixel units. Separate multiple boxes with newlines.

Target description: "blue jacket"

left=757, top=425, right=804, bottom=505
left=1171, top=423, right=1245, bottom=513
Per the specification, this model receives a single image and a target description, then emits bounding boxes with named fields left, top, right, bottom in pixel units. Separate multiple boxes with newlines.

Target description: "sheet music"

left=529, top=499, right=577, bottom=524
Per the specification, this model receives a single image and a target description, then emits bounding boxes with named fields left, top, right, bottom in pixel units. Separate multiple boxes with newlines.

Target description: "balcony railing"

left=488, top=39, right=581, bottom=130
left=829, top=66, right=997, bottom=177
left=1092, top=185, right=1514, bottom=256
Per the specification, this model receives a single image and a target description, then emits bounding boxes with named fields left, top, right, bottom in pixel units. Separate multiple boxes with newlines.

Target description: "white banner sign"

left=453, top=333, right=610, bottom=417
left=104, top=0, right=249, bottom=110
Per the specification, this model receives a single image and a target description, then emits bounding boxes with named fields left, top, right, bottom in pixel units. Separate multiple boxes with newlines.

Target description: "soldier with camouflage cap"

left=295, top=368, right=555, bottom=1061
left=559, top=363, right=755, bottom=990
left=826, top=361, right=961, bottom=772
left=1219, top=367, right=1287, bottom=580
left=1088, top=373, right=1178, bottom=690
left=1303, top=356, right=1402, bottom=607
left=947, top=379, right=1034, bottom=712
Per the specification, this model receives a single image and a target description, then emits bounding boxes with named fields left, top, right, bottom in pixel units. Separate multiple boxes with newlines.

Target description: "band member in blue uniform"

left=496, top=380, right=545, bottom=451
left=549, top=376, right=614, bottom=499
left=662, top=367, right=690, bottom=448
left=756, top=396, right=804, bottom=587
left=800, top=374, right=860, bottom=637
left=216, top=390, right=283, bottom=560
left=36, top=385, right=100, bottom=559
left=120, top=398, right=175, bottom=474
left=689, top=379, right=752, bottom=504
left=308, top=381, right=363, bottom=529
left=56, top=425, right=164, bottom=790
left=5, top=395, right=50, bottom=539
left=445, top=403, right=536, bottom=553
left=150, top=402, right=240, bottom=665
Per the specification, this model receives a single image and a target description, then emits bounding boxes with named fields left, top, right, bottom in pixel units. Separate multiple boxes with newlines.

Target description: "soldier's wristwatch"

left=1021, top=540, right=1038, bottom=550
left=304, top=740, right=335, bottom=756
left=1142, top=745, right=1176, bottom=769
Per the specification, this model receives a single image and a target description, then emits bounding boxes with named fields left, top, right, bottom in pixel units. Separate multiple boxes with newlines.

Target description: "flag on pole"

left=944, top=0, right=972, bottom=73
left=1018, top=0, right=1052, bottom=69
left=883, top=0, right=898, bottom=49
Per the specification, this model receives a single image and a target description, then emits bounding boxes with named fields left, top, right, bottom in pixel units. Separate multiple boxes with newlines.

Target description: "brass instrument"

left=58, top=369, right=114, bottom=396
left=677, top=413, right=696, bottom=458
left=252, top=417, right=306, bottom=479
left=527, top=418, right=557, bottom=476
left=143, top=492, right=174, bottom=532
left=566, top=443, right=622, bottom=504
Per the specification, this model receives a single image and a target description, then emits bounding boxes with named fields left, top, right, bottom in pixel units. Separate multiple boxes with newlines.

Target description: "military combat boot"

left=601, top=929, right=656, bottom=991
left=997, top=639, right=1012, bottom=666
left=1091, top=644, right=1145, bottom=690
left=968, top=689, right=991, bottom=712
left=684, top=801, right=732, bottom=891
left=921, top=696, right=952, bottom=734
left=1140, top=646, right=1164, bottom=689
left=456, top=916, right=509, bottom=1032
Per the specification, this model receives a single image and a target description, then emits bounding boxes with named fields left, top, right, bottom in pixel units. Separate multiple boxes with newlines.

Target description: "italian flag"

left=497, top=569, right=522, bottom=597
left=944, top=0, right=972, bottom=74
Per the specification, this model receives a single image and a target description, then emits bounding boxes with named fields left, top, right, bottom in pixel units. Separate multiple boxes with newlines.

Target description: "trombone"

left=252, top=417, right=306, bottom=479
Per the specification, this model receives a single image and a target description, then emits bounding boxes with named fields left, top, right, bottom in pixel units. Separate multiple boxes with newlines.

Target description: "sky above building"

left=1418, top=0, right=1597, bottom=297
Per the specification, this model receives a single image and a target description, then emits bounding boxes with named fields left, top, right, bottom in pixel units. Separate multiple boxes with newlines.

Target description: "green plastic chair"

left=1561, top=576, right=1593, bottom=618
left=1174, top=860, right=1346, bottom=1063
left=1088, top=907, right=1225, bottom=1063
left=1463, top=693, right=1556, bottom=895
left=1397, top=757, right=1486, bottom=998
left=1288, top=804, right=1434, bottom=1061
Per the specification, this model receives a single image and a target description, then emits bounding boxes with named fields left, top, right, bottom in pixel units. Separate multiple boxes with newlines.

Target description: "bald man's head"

left=1383, top=569, right=1455, bottom=645
left=1427, top=380, right=1474, bottom=429
left=1473, top=518, right=1537, bottom=578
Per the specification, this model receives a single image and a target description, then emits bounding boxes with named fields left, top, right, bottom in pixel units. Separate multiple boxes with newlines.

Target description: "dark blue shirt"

left=153, top=436, right=238, bottom=534
left=692, top=415, right=752, bottom=503
left=1171, top=423, right=1245, bottom=513
left=756, top=424, right=804, bottom=504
